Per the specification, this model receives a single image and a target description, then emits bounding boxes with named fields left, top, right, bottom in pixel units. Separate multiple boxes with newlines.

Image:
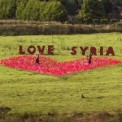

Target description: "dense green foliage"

left=0, top=0, right=122, bottom=22
left=16, top=0, right=67, bottom=21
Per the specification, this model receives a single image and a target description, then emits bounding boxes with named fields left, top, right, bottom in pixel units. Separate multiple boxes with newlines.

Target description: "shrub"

left=101, top=19, right=109, bottom=24
left=93, top=19, right=100, bottom=24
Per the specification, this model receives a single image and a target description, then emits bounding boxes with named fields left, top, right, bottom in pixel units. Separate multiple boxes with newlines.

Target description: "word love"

left=19, top=45, right=54, bottom=55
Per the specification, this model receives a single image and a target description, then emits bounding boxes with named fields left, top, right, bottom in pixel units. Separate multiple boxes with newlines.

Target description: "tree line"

left=0, top=0, right=121, bottom=22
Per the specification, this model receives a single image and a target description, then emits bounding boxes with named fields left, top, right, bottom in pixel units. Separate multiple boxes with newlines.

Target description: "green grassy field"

left=0, top=33, right=122, bottom=115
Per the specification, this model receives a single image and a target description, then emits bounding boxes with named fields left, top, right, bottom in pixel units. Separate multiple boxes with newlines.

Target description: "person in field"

left=35, top=54, right=40, bottom=64
left=87, top=53, right=93, bottom=64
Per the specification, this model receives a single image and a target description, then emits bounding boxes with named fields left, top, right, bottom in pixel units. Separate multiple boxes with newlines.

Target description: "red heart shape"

left=0, top=55, right=122, bottom=76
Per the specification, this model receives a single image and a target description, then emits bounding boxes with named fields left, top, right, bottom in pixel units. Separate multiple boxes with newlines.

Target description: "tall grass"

left=0, top=20, right=122, bottom=35
left=0, top=111, right=122, bottom=122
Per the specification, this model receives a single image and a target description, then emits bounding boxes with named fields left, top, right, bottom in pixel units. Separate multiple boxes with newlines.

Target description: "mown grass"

left=0, top=33, right=122, bottom=117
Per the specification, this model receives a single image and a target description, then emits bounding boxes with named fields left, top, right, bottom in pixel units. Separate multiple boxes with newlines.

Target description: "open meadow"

left=0, top=33, right=122, bottom=121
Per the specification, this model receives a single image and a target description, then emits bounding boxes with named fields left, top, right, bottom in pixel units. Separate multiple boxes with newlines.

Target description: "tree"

left=43, top=1, right=68, bottom=22
left=109, top=0, right=122, bottom=6
left=39, top=2, right=47, bottom=21
left=102, top=0, right=113, bottom=16
left=24, top=0, right=41, bottom=20
left=0, top=0, right=16, bottom=19
left=55, top=0, right=80, bottom=15
left=16, top=0, right=29, bottom=20
left=65, top=0, right=79, bottom=15
left=81, top=0, right=105, bottom=21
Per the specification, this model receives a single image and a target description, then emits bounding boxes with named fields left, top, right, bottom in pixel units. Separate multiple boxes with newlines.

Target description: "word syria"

left=71, top=46, right=115, bottom=56
left=19, top=45, right=115, bottom=56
